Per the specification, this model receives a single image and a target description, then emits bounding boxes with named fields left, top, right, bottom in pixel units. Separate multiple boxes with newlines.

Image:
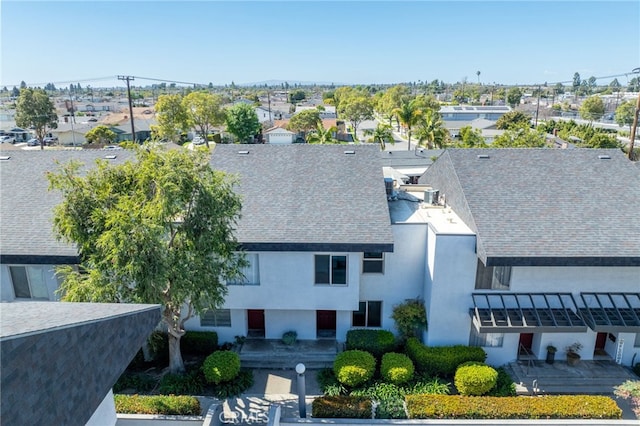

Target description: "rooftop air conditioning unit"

left=384, top=178, right=394, bottom=197
left=424, top=189, right=439, bottom=205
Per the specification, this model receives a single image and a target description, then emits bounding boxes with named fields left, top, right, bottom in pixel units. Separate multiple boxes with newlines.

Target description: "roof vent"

left=237, top=150, right=249, bottom=155
left=477, top=154, right=490, bottom=159
left=598, top=155, right=611, bottom=160
left=104, top=155, right=117, bottom=160
left=344, top=150, right=355, bottom=155
left=0, top=156, right=10, bottom=161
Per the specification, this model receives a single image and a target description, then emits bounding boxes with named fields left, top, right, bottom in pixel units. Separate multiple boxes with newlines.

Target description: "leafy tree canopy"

left=224, top=103, right=260, bottom=143
left=47, top=147, right=245, bottom=374
left=615, top=100, right=635, bottom=130
left=287, top=109, right=321, bottom=133
left=492, top=126, right=546, bottom=148
left=85, top=125, right=117, bottom=145
left=495, top=111, right=531, bottom=130
left=579, top=96, right=605, bottom=122
left=15, top=87, right=58, bottom=149
left=456, top=126, right=486, bottom=148
left=506, top=87, right=523, bottom=108
left=154, top=94, right=190, bottom=143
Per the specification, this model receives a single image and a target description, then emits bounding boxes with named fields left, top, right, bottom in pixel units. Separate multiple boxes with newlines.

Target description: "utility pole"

left=628, top=68, right=640, bottom=160
left=118, top=75, right=136, bottom=143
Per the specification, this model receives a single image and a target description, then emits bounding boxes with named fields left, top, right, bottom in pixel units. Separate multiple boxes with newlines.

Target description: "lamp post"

left=296, top=363, right=306, bottom=418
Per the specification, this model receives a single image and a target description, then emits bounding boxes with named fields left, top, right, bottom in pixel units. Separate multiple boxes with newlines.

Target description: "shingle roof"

left=421, top=148, right=640, bottom=266
left=0, top=150, right=134, bottom=263
left=210, top=144, right=394, bottom=252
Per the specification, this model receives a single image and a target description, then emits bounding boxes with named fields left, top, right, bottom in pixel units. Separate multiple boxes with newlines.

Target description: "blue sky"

left=1, top=1, right=639, bottom=88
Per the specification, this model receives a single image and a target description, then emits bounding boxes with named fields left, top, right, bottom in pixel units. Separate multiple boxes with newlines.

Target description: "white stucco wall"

left=223, top=252, right=360, bottom=311
left=424, top=231, right=477, bottom=346
left=267, top=133, right=294, bottom=144
left=360, top=224, right=427, bottom=334
left=87, top=389, right=117, bottom=426
left=184, top=309, right=246, bottom=344
left=0, top=264, right=61, bottom=301
left=265, top=310, right=317, bottom=339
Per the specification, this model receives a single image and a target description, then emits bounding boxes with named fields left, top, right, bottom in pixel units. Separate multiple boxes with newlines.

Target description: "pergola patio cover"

left=471, top=293, right=587, bottom=333
left=578, top=293, right=640, bottom=333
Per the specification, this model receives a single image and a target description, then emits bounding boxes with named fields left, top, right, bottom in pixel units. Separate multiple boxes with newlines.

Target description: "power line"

left=1, top=76, right=116, bottom=88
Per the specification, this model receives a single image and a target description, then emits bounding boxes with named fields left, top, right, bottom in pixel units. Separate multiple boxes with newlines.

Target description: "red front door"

left=247, top=309, right=265, bottom=337
left=595, top=332, right=607, bottom=351
left=518, top=333, right=534, bottom=355
left=316, top=310, right=337, bottom=338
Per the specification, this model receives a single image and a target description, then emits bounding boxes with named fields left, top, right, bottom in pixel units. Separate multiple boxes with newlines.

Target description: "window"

left=352, top=301, right=382, bottom=327
left=475, top=260, right=511, bottom=290
left=200, top=309, right=231, bottom=327
left=228, top=254, right=260, bottom=285
left=9, top=266, right=48, bottom=299
left=315, top=255, right=347, bottom=285
left=362, top=252, right=384, bottom=274
left=469, top=325, right=504, bottom=347
left=634, top=333, right=640, bottom=348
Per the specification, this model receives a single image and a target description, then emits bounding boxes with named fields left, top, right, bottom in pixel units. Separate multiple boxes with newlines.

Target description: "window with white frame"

left=475, top=260, right=511, bottom=290
left=315, top=255, right=347, bottom=285
left=200, top=309, right=232, bottom=327
left=227, top=254, right=260, bottom=285
left=362, top=252, right=384, bottom=274
left=352, top=301, right=382, bottom=327
left=9, top=266, right=49, bottom=299
left=469, top=324, right=504, bottom=347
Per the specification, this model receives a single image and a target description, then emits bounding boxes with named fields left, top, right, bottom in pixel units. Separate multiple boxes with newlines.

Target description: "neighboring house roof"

left=265, top=127, right=294, bottom=135
left=379, top=149, right=444, bottom=176
left=0, top=301, right=160, bottom=425
left=210, top=144, right=394, bottom=252
left=420, top=148, right=640, bottom=266
left=0, top=150, right=134, bottom=264
left=440, top=105, right=512, bottom=114
left=470, top=118, right=497, bottom=130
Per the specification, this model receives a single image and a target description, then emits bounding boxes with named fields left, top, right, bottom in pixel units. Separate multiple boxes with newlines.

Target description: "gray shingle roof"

left=0, top=150, right=134, bottom=263
left=210, top=144, right=394, bottom=252
left=421, top=148, right=640, bottom=266
left=1, top=301, right=160, bottom=425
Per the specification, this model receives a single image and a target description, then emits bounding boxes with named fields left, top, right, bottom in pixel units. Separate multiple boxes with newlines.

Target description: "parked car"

left=103, top=145, right=123, bottom=150
left=27, top=138, right=40, bottom=146
left=192, top=136, right=205, bottom=145
left=88, top=118, right=98, bottom=122
left=0, top=136, right=15, bottom=143
left=43, top=136, right=58, bottom=145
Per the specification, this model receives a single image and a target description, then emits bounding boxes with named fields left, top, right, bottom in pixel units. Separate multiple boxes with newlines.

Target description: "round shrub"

left=333, top=350, right=376, bottom=387
left=381, top=352, right=415, bottom=385
left=346, top=329, right=396, bottom=358
left=454, top=362, right=498, bottom=396
left=202, top=350, right=240, bottom=384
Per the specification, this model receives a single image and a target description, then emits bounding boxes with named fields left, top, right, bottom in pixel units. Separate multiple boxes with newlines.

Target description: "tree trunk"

left=167, top=332, right=185, bottom=374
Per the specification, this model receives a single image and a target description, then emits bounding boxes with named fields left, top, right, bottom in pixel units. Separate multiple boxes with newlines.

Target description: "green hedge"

left=346, top=329, right=396, bottom=358
left=333, top=350, right=376, bottom=387
left=405, top=338, right=486, bottom=377
left=181, top=331, right=218, bottom=356
left=202, top=350, right=240, bottom=384
left=454, top=362, right=498, bottom=396
left=312, top=395, right=372, bottom=418
left=406, top=395, right=622, bottom=419
left=381, top=352, right=415, bottom=385
left=114, top=394, right=201, bottom=415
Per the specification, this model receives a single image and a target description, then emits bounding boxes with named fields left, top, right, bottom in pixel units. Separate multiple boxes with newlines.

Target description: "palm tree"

left=416, top=109, right=449, bottom=149
left=364, top=123, right=394, bottom=150
left=392, top=99, right=422, bottom=150
left=306, top=122, right=338, bottom=144
left=476, top=71, right=481, bottom=85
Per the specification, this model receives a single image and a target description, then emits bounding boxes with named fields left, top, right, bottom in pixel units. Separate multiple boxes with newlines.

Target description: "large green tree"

left=225, top=103, right=260, bottom=143
left=84, top=125, right=117, bottom=145
left=306, top=122, right=338, bottom=144
left=579, top=96, right=605, bottom=123
left=47, top=147, right=244, bottom=374
left=377, top=85, right=411, bottom=128
left=456, top=126, right=486, bottom=148
left=495, top=111, right=532, bottom=130
left=615, top=100, right=635, bottom=132
left=183, top=92, right=226, bottom=147
left=492, top=126, right=546, bottom=147
left=338, top=95, right=374, bottom=139
left=15, top=88, right=58, bottom=150
left=506, top=87, right=523, bottom=108
left=287, top=109, right=322, bottom=135
left=154, top=94, right=190, bottom=143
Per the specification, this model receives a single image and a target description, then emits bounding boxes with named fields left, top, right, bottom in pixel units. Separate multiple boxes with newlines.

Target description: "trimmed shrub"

left=454, top=362, right=498, bottom=396
left=405, top=394, right=622, bottom=419
left=312, top=395, right=372, bottom=418
left=333, top=350, right=376, bottom=387
left=212, top=369, right=254, bottom=399
left=180, top=331, right=218, bottom=356
left=202, top=350, right=240, bottom=384
left=158, top=370, right=204, bottom=395
left=381, top=352, right=415, bottom=385
left=114, top=394, right=201, bottom=415
left=113, top=372, right=157, bottom=393
left=317, top=368, right=347, bottom=396
left=391, top=299, right=427, bottom=341
left=487, top=367, right=517, bottom=397
left=405, top=338, right=486, bottom=377
left=633, top=363, right=640, bottom=377
left=346, top=329, right=396, bottom=358
left=282, top=330, right=297, bottom=345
